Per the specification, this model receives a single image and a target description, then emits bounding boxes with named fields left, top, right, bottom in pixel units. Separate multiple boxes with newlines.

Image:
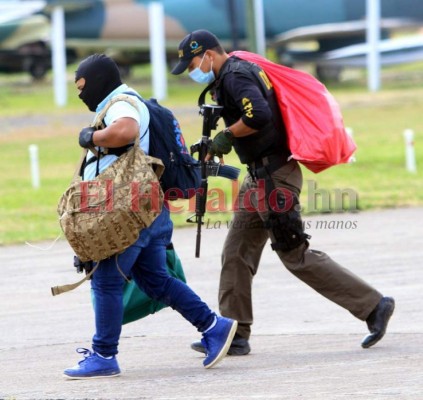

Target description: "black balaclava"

left=75, top=54, right=122, bottom=112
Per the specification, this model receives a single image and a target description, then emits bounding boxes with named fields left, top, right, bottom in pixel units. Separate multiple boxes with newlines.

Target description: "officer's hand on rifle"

left=206, top=128, right=233, bottom=162
left=79, top=126, right=96, bottom=148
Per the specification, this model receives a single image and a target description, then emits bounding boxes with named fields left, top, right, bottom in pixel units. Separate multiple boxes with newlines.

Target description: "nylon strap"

left=50, top=254, right=130, bottom=296
left=198, top=81, right=216, bottom=107
left=51, top=262, right=99, bottom=296
left=114, top=254, right=131, bottom=283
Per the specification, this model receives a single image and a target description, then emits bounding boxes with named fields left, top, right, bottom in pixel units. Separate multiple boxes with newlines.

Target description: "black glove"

left=73, top=255, right=94, bottom=278
left=79, top=126, right=96, bottom=148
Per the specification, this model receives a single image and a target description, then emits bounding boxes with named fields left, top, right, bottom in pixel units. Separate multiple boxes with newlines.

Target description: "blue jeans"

left=91, top=208, right=215, bottom=356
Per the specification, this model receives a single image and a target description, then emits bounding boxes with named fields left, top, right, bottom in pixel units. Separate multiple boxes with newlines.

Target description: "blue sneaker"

left=201, top=316, right=238, bottom=369
left=63, top=348, right=121, bottom=379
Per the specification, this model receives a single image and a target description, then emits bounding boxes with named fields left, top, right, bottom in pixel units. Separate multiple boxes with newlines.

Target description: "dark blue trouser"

left=91, top=208, right=215, bottom=356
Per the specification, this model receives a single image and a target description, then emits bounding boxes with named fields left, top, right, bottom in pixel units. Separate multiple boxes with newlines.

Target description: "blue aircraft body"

left=2, top=0, right=423, bottom=80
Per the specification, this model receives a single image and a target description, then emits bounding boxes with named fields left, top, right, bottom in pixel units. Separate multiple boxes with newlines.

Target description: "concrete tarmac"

left=1, top=207, right=422, bottom=400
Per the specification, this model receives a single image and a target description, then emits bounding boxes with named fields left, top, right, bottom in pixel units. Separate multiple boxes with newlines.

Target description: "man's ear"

left=205, top=50, right=214, bottom=63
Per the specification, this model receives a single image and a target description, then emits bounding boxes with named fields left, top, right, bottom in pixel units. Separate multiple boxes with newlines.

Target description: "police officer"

left=171, top=30, right=395, bottom=356
left=63, top=54, right=237, bottom=379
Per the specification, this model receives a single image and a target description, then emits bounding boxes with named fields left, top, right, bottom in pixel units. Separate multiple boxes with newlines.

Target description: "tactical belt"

left=248, top=153, right=290, bottom=179
left=51, top=254, right=131, bottom=296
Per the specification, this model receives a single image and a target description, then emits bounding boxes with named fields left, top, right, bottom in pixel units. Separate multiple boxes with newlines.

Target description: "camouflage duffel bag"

left=57, top=135, right=165, bottom=262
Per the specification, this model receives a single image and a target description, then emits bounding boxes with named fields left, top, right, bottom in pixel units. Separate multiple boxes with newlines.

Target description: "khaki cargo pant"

left=219, top=159, right=382, bottom=340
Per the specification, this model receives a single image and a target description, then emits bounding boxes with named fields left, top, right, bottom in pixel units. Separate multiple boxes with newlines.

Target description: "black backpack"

left=125, top=92, right=200, bottom=199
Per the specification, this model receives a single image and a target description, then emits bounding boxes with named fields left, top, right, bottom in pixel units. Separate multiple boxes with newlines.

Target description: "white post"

left=149, top=2, right=167, bottom=101
left=253, top=0, right=266, bottom=56
left=29, top=144, right=40, bottom=189
left=366, top=0, right=381, bottom=92
left=51, top=6, right=67, bottom=107
left=403, top=129, right=417, bottom=173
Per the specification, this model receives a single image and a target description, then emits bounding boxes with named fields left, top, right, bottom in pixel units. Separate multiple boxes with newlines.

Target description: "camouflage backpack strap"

left=73, top=93, right=143, bottom=180
left=51, top=254, right=131, bottom=296
left=92, top=93, right=141, bottom=130
left=51, top=262, right=100, bottom=296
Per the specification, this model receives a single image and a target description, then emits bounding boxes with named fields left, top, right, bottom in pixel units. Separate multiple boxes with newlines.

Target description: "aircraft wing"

left=272, top=18, right=422, bottom=45
left=42, top=0, right=97, bottom=12
left=0, top=1, right=46, bottom=24
left=319, top=35, right=423, bottom=67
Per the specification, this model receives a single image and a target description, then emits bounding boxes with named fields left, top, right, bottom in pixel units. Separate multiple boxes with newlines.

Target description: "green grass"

left=0, top=63, right=423, bottom=245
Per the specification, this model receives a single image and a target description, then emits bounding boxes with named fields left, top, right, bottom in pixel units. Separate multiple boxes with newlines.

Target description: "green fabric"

left=90, top=246, right=186, bottom=325
left=208, top=129, right=233, bottom=158
left=122, top=247, right=186, bottom=324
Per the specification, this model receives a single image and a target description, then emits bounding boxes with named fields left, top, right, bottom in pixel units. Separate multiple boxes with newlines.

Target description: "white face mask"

left=189, top=53, right=215, bottom=84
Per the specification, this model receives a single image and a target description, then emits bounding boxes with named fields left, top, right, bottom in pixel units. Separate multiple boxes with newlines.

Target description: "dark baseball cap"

left=171, top=30, right=220, bottom=75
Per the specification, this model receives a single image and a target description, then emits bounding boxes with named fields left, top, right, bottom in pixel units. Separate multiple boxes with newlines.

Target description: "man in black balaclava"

left=64, top=53, right=238, bottom=379
left=75, top=53, right=122, bottom=112
left=75, top=54, right=135, bottom=155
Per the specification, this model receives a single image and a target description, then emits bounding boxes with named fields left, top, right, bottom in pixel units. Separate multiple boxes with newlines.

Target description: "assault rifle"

left=188, top=104, right=240, bottom=258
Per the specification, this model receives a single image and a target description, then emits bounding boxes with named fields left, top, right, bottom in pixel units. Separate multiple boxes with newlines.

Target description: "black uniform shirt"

left=213, top=57, right=289, bottom=164
left=215, top=58, right=274, bottom=129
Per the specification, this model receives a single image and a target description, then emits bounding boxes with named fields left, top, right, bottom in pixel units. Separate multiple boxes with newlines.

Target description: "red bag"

left=230, top=51, right=356, bottom=173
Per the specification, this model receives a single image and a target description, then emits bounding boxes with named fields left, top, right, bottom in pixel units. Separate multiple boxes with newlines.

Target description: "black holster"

left=249, top=159, right=310, bottom=252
